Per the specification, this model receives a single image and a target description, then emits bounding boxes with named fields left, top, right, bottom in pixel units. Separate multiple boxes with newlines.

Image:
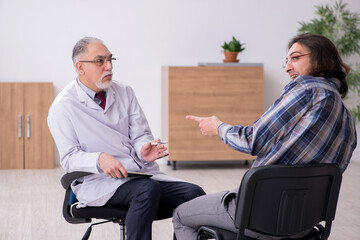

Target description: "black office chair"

left=197, top=164, right=342, bottom=240
left=61, top=172, right=128, bottom=240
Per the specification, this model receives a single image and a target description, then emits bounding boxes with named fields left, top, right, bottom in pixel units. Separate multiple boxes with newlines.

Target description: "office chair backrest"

left=234, top=164, right=342, bottom=239
left=61, top=171, right=92, bottom=224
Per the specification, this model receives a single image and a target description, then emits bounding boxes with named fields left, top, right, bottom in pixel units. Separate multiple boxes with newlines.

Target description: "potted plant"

left=222, top=36, right=246, bottom=63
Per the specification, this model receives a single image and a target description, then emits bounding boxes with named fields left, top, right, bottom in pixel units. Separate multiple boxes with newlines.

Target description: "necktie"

left=95, top=91, right=106, bottom=109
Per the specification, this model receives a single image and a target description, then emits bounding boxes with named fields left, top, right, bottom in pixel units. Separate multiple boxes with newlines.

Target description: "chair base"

left=81, top=219, right=126, bottom=240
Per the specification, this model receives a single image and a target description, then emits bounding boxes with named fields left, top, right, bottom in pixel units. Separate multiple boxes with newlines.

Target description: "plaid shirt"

left=218, top=75, right=357, bottom=172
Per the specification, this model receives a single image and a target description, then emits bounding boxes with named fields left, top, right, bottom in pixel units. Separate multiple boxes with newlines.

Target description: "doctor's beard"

left=96, top=71, right=113, bottom=90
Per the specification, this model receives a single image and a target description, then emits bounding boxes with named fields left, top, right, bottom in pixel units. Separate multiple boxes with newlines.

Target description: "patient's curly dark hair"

left=288, top=33, right=350, bottom=98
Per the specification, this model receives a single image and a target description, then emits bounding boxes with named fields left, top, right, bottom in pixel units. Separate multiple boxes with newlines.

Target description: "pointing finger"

left=186, top=115, right=202, bottom=122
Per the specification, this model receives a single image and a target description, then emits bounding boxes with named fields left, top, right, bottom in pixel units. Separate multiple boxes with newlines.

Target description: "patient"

left=47, top=37, right=205, bottom=240
left=172, top=33, right=357, bottom=240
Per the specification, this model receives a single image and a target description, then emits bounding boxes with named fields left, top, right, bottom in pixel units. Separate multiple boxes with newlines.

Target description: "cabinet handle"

left=18, top=115, right=22, bottom=138
left=27, top=114, right=30, bottom=138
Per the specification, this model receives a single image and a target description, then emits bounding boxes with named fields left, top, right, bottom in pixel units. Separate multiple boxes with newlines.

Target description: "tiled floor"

left=0, top=160, right=359, bottom=239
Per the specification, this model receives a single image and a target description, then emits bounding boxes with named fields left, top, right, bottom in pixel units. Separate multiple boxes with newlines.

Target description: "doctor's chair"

left=197, top=163, right=343, bottom=240
left=61, top=171, right=128, bottom=240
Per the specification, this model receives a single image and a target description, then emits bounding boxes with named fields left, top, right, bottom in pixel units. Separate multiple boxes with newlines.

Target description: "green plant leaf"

left=221, top=36, right=246, bottom=52
left=298, top=0, right=360, bottom=122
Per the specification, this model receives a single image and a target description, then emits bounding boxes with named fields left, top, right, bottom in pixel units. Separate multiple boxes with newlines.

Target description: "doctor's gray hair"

left=72, top=37, right=103, bottom=65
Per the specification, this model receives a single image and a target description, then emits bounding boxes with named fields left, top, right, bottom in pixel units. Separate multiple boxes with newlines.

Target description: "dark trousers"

left=106, top=178, right=206, bottom=240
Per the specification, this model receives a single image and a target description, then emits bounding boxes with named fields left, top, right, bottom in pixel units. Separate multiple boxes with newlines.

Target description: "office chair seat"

left=198, top=224, right=324, bottom=240
left=197, top=163, right=342, bottom=240
left=61, top=171, right=128, bottom=240
left=70, top=203, right=128, bottom=220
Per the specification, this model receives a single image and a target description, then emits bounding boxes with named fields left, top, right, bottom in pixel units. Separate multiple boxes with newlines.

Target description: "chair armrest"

left=197, top=226, right=236, bottom=240
left=60, top=171, right=93, bottom=189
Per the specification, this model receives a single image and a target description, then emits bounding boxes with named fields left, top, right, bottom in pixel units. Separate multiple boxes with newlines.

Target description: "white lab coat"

left=48, top=79, right=182, bottom=207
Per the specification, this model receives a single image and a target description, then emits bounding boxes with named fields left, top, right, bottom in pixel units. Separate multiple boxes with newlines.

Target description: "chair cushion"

left=68, top=190, right=128, bottom=221
left=71, top=204, right=128, bottom=221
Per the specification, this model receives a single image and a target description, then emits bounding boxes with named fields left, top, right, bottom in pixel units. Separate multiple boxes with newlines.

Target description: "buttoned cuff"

left=218, top=123, right=232, bottom=143
left=96, top=152, right=104, bottom=173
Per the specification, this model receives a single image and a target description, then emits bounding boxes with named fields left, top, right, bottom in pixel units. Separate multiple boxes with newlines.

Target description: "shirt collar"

left=327, top=77, right=341, bottom=91
left=76, top=78, right=107, bottom=100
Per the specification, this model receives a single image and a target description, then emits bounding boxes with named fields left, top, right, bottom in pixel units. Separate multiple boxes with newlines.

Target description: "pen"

left=151, top=141, right=168, bottom=146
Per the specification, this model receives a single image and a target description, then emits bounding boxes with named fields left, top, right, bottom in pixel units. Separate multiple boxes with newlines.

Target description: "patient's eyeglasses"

left=79, top=56, right=116, bottom=66
left=282, top=53, right=310, bottom=69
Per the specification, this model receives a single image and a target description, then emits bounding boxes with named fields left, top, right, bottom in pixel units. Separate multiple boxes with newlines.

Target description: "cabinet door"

left=24, top=83, right=54, bottom=168
left=0, top=83, right=25, bottom=168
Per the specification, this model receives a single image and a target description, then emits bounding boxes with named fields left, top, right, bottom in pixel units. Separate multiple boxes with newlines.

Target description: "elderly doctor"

left=47, top=37, right=205, bottom=240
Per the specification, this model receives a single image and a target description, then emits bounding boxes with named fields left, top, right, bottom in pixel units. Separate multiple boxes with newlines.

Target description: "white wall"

left=1, top=0, right=359, bottom=164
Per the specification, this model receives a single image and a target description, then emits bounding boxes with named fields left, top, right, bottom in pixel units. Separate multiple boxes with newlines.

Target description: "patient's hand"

left=98, top=153, right=128, bottom=178
left=186, top=115, right=223, bottom=136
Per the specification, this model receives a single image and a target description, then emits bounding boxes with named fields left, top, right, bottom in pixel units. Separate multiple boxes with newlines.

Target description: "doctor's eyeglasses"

left=79, top=56, right=116, bottom=66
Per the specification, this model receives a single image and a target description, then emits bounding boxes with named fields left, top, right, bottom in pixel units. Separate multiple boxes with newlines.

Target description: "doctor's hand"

left=98, top=153, right=128, bottom=178
left=141, top=138, right=168, bottom=162
left=186, top=115, right=223, bottom=137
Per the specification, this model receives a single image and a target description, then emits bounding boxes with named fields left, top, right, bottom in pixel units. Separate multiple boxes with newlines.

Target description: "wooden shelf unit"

left=162, top=65, right=264, bottom=167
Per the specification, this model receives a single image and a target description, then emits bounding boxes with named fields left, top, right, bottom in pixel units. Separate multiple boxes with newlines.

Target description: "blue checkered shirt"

left=218, top=75, right=357, bottom=172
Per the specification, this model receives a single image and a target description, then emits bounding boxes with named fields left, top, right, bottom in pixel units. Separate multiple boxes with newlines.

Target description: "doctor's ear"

left=75, top=62, right=85, bottom=75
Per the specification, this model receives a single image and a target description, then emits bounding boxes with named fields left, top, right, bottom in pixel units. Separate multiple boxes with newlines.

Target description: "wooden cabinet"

left=0, top=82, right=54, bottom=169
left=162, top=65, right=263, bottom=167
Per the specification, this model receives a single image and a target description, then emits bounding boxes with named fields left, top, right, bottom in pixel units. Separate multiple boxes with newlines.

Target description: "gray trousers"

left=173, top=189, right=238, bottom=240
left=172, top=188, right=311, bottom=240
